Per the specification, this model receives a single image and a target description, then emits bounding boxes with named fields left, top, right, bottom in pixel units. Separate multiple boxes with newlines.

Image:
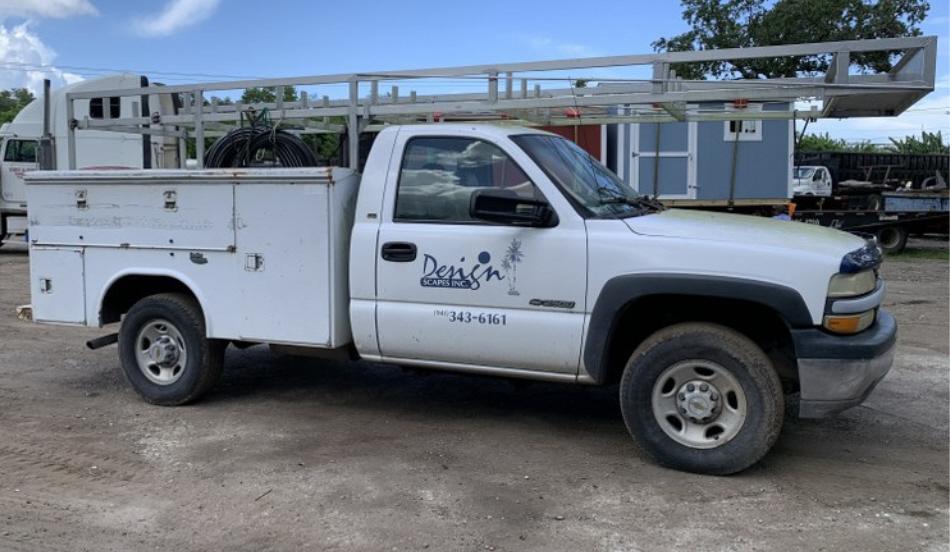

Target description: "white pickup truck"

left=792, top=165, right=834, bottom=197
left=25, top=124, right=895, bottom=474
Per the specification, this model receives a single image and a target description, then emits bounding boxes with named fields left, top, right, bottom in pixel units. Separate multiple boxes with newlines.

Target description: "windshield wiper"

left=596, top=188, right=665, bottom=213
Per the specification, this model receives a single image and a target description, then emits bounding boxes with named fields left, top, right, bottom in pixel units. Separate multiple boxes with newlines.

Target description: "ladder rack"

left=63, top=35, right=938, bottom=169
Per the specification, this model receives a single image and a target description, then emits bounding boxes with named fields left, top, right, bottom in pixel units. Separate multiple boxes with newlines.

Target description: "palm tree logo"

left=502, top=239, right=524, bottom=296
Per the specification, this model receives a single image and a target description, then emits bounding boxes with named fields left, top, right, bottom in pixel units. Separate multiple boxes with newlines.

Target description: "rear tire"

left=118, top=293, right=224, bottom=405
left=619, top=323, right=783, bottom=475
left=876, top=225, right=908, bottom=254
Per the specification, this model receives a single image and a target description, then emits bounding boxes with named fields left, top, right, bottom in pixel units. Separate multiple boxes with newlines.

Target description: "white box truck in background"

left=0, top=75, right=179, bottom=240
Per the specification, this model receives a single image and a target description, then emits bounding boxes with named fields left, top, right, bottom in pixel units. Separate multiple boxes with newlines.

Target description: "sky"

left=0, top=0, right=947, bottom=144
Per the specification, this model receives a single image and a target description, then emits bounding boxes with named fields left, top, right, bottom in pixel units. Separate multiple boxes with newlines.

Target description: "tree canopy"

left=0, top=88, right=35, bottom=125
left=798, top=130, right=948, bottom=154
left=888, top=130, right=949, bottom=154
left=240, top=86, right=298, bottom=104
left=653, top=0, right=930, bottom=79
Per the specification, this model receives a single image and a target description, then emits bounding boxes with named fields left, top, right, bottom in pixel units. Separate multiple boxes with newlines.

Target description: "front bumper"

left=792, top=309, right=897, bottom=418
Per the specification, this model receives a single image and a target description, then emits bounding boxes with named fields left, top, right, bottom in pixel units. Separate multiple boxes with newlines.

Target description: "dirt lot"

left=1, top=239, right=947, bottom=552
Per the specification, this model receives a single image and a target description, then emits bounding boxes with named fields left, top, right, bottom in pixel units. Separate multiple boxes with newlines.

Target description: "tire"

left=865, top=193, right=883, bottom=211
left=619, top=323, right=783, bottom=475
left=876, top=225, right=908, bottom=255
left=118, top=293, right=225, bottom=405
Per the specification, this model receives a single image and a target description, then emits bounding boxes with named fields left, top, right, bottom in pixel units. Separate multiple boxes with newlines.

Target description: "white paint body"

left=792, top=166, right=833, bottom=197
left=1, top=75, right=178, bottom=230
left=26, top=124, right=865, bottom=382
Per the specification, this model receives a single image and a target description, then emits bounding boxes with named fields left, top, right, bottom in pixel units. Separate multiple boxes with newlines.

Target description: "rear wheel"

left=876, top=225, right=908, bottom=254
left=118, top=293, right=224, bottom=405
left=619, top=323, right=783, bottom=475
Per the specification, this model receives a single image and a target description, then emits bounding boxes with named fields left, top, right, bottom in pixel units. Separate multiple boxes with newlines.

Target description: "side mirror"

left=469, top=189, right=557, bottom=227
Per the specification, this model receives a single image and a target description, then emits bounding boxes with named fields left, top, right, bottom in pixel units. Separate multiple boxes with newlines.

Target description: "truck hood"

left=625, top=209, right=865, bottom=255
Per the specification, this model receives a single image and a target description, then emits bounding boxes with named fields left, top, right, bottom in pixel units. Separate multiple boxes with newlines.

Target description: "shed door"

left=631, top=121, right=697, bottom=199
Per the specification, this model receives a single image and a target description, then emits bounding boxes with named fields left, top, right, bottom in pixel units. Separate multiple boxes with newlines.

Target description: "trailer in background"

left=795, top=151, right=949, bottom=190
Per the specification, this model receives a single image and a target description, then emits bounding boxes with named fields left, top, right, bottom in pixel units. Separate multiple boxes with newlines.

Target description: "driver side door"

left=374, top=131, right=588, bottom=376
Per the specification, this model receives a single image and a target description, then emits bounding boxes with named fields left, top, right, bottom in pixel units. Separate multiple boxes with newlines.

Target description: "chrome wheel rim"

left=134, top=319, right=187, bottom=386
left=651, top=360, right=747, bottom=449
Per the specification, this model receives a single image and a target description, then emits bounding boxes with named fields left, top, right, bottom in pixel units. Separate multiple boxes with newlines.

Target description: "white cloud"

left=0, top=0, right=97, bottom=19
left=521, top=35, right=603, bottom=58
left=0, top=23, right=82, bottom=93
left=132, top=0, right=220, bottom=37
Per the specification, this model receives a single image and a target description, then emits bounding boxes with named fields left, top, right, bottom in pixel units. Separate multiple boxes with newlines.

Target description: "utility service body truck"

left=26, top=124, right=894, bottom=475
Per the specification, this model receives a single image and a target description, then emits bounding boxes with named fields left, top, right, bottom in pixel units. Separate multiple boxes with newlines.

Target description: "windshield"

left=794, top=167, right=816, bottom=180
left=511, top=134, right=657, bottom=218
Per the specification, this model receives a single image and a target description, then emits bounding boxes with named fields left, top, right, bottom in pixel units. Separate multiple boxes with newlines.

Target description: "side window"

left=90, top=97, right=104, bottom=119
left=89, top=97, right=120, bottom=119
left=3, top=140, right=38, bottom=163
left=395, top=137, right=544, bottom=222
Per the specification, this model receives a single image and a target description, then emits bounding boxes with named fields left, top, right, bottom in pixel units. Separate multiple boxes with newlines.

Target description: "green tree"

left=240, top=86, right=298, bottom=104
left=887, top=130, right=949, bottom=154
left=653, top=0, right=930, bottom=80
left=798, top=132, right=848, bottom=151
left=0, top=88, right=35, bottom=125
left=797, top=132, right=885, bottom=153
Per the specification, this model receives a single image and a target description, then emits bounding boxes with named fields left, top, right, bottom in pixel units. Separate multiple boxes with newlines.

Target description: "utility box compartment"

left=26, top=172, right=237, bottom=250
left=29, top=246, right=86, bottom=324
left=231, top=179, right=356, bottom=346
left=26, top=168, right=359, bottom=347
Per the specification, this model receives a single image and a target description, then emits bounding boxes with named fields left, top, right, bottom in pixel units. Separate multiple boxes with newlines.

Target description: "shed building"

left=606, top=102, right=794, bottom=205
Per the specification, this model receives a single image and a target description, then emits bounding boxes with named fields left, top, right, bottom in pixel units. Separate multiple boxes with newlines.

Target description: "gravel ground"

left=0, top=239, right=947, bottom=552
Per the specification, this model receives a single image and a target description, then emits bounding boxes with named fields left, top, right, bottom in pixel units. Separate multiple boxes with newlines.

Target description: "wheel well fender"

left=97, top=270, right=210, bottom=332
left=583, top=274, right=812, bottom=385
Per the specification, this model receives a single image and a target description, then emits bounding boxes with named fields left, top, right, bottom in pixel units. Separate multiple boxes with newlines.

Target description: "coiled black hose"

left=204, top=126, right=319, bottom=168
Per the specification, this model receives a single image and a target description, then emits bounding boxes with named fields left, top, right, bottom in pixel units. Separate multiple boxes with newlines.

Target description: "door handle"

left=381, top=241, right=417, bottom=262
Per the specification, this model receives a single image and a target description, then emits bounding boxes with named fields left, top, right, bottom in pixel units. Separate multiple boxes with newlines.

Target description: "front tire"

left=118, top=293, right=224, bottom=406
left=619, top=323, right=783, bottom=475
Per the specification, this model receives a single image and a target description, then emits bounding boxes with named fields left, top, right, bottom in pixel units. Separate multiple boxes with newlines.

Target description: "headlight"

left=828, top=270, right=876, bottom=298
left=823, top=310, right=876, bottom=334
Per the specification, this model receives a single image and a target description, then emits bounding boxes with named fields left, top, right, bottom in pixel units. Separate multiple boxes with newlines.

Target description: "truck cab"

left=25, top=124, right=895, bottom=475
left=0, top=136, right=37, bottom=220
left=792, top=165, right=833, bottom=197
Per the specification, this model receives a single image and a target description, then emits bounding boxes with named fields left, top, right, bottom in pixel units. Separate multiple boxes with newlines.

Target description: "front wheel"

left=118, top=293, right=224, bottom=406
left=619, top=323, right=783, bottom=475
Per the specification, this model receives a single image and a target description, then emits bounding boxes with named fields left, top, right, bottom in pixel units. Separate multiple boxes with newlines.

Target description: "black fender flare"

left=583, top=273, right=814, bottom=384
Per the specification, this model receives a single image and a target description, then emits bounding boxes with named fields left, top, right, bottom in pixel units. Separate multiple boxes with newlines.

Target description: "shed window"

left=724, top=119, right=762, bottom=142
